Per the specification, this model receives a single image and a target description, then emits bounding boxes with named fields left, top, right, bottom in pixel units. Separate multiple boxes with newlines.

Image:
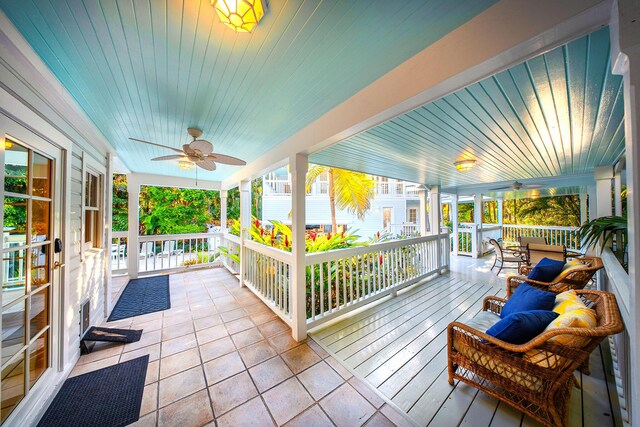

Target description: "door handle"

left=53, top=261, right=65, bottom=270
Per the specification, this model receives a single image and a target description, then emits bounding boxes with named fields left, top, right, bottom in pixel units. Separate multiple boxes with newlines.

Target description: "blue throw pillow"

left=486, top=310, right=559, bottom=344
left=527, top=257, right=565, bottom=282
left=501, top=283, right=556, bottom=318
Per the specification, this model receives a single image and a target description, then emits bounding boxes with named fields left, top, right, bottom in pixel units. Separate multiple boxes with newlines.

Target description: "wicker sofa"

left=447, top=289, right=623, bottom=427
left=506, top=256, right=603, bottom=297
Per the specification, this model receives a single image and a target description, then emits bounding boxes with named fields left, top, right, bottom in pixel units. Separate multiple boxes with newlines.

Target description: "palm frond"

left=577, top=215, right=627, bottom=252
left=305, top=165, right=328, bottom=193
left=332, top=169, right=375, bottom=219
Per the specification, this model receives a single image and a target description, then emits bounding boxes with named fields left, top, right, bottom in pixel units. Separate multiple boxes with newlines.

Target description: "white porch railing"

left=222, top=233, right=241, bottom=274
left=502, top=224, right=580, bottom=250
left=110, top=232, right=224, bottom=274
left=600, top=248, right=632, bottom=425
left=387, top=223, right=420, bottom=236
left=242, top=240, right=293, bottom=326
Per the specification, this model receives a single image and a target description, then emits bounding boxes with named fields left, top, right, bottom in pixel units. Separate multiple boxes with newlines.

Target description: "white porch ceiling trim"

left=127, top=172, right=221, bottom=191
left=222, top=0, right=612, bottom=189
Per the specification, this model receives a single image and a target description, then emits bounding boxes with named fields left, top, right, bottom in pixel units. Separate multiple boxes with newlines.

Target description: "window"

left=83, top=171, right=102, bottom=249
left=382, top=207, right=393, bottom=229
left=408, top=207, right=417, bottom=224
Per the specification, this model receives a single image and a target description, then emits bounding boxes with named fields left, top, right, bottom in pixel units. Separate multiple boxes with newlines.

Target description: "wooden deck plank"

left=352, top=283, right=490, bottom=375
left=337, top=282, right=483, bottom=364
left=309, top=262, right=622, bottom=427
left=325, top=278, right=465, bottom=351
left=314, top=275, right=458, bottom=341
left=327, top=280, right=474, bottom=356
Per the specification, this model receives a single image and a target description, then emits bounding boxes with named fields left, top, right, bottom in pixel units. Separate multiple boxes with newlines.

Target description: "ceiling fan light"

left=454, top=159, right=476, bottom=172
left=178, top=160, right=195, bottom=170
left=212, top=0, right=264, bottom=33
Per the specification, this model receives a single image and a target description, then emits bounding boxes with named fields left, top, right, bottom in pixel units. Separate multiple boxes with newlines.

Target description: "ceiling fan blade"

left=523, top=184, right=544, bottom=189
left=129, top=138, right=184, bottom=153
left=190, top=139, right=213, bottom=156
left=488, top=186, right=512, bottom=191
left=207, top=153, right=246, bottom=166
left=151, top=155, right=187, bottom=161
left=197, top=158, right=217, bottom=171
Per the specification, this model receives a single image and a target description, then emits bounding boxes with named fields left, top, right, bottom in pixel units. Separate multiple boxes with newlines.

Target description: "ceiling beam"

left=222, top=0, right=612, bottom=189
left=127, top=172, right=221, bottom=191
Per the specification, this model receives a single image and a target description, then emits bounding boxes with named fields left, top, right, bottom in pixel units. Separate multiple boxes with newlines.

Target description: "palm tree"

left=305, top=165, right=375, bottom=232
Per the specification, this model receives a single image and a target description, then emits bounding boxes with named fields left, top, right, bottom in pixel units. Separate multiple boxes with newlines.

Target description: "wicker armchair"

left=506, top=256, right=603, bottom=297
left=447, top=290, right=624, bottom=427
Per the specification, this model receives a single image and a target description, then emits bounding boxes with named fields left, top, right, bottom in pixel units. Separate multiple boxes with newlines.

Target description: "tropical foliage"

left=577, top=215, right=627, bottom=268
left=305, top=165, right=375, bottom=232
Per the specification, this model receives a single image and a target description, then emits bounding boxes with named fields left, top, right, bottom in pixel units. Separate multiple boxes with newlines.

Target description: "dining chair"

left=527, top=243, right=566, bottom=265
left=487, top=238, right=524, bottom=275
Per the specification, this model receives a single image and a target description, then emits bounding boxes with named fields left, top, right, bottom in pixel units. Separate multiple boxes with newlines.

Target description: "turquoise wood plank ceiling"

left=311, top=27, right=625, bottom=190
left=1, top=0, right=496, bottom=180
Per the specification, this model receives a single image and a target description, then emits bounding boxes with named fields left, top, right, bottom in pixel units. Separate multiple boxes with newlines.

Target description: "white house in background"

left=262, top=168, right=422, bottom=240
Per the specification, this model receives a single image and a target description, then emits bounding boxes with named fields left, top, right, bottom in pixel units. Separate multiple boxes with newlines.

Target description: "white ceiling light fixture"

left=211, top=0, right=265, bottom=33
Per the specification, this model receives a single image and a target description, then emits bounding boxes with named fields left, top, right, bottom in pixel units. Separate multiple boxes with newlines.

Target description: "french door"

left=1, top=133, right=62, bottom=423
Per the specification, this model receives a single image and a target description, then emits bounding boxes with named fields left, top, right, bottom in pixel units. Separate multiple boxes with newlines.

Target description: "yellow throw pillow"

left=546, top=307, right=597, bottom=348
left=553, top=290, right=586, bottom=314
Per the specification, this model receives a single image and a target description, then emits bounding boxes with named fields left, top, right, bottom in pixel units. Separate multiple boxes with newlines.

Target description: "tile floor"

left=73, top=267, right=413, bottom=427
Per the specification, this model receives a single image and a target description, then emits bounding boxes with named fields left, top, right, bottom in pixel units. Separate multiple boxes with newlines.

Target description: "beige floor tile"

left=267, top=331, right=303, bottom=353
left=69, top=355, right=120, bottom=377
left=120, top=343, right=161, bottom=363
left=158, top=389, right=213, bottom=427
left=131, top=311, right=164, bottom=324
left=161, top=333, right=197, bottom=358
left=224, top=317, right=255, bottom=334
left=237, top=340, right=277, bottom=368
left=216, top=396, right=275, bottom=427
left=163, top=312, right=192, bottom=327
left=284, top=404, right=334, bottom=427
left=219, top=307, right=247, bottom=321
left=297, top=360, right=344, bottom=400
left=161, top=320, right=194, bottom=341
left=364, top=412, right=395, bottom=427
left=379, top=404, right=414, bottom=427
left=159, top=347, right=201, bottom=379
left=326, top=356, right=353, bottom=380
left=348, top=377, right=385, bottom=409
left=193, top=314, right=223, bottom=331
left=263, top=377, right=314, bottom=425
left=77, top=342, right=123, bottom=365
left=145, top=360, right=160, bottom=385
left=281, top=343, right=321, bottom=374
left=203, top=351, right=245, bottom=385
left=199, top=336, right=236, bottom=362
left=307, top=338, right=330, bottom=359
left=231, top=327, right=264, bottom=348
left=258, top=318, right=290, bottom=337
left=320, top=383, right=376, bottom=427
left=128, top=412, right=157, bottom=427
left=140, top=383, right=158, bottom=416
left=132, top=318, right=164, bottom=333
left=249, top=310, right=278, bottom=325
left=244, top=302, right=272, bottom=315
left=208, top=371, right=258, bottom=416
left=196, top=324, right=229, bottom=345
left=248, top=356, right=294, bottom=393
left=123, top=329, right=162, bottom=353
left=158, top=366, right=206, bottom=407
left=191, top=306, right=218, bottom=319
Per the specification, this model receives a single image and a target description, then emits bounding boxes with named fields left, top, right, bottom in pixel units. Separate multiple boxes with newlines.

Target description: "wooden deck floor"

left=310, top=272, right=622, bottom=427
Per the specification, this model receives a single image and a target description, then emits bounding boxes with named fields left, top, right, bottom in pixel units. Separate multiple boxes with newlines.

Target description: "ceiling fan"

left=489, top=181, right=544, bottom=191
left=129, top=128, right=246, bottom=171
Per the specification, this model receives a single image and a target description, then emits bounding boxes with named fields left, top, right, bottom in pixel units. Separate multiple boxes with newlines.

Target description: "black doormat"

left=80, top=327, right=143, bottom=354
left=108, top=275, right=171, bottom=322
left=37, top=355, right=148, bottom=427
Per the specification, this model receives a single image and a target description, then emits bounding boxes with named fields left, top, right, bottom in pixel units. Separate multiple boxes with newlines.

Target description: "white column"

left=428, top=186, right=440, bottom=235
left=497, top=197, right=503, bottom=226
left=611, top=2, right=640, bottom=423
left=595, top=165, right=614, bottom=218
left=126, top=174, right=140, bottom=279
left=614, top=170, right=623, bottom=216
left=473, top=193, right=483, bottom=258
left=580, top=192, right=588, bottom=224
left=419, top=189, right=428, bottom=236
left=451, top=194, right=459, bottom=256
left=238, top=180, right=251, bottom=287
left=290, top=153, right=308, bottom=341
left=220, top=189, right=228, bottom=231
left=105, top=153, right=113, bottom=315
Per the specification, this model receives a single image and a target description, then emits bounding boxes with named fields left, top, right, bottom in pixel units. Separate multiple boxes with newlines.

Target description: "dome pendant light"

left=212, top=0, right=265, bottom=33
left=454, top=159, right=477, bottom=172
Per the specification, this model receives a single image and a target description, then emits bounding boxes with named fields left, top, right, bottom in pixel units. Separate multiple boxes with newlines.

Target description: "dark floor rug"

left=108, top=275, right=171, bottom=322
left=37, top=355, right=149, bottom=427
left=82, top=327, right=143, bottom=343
